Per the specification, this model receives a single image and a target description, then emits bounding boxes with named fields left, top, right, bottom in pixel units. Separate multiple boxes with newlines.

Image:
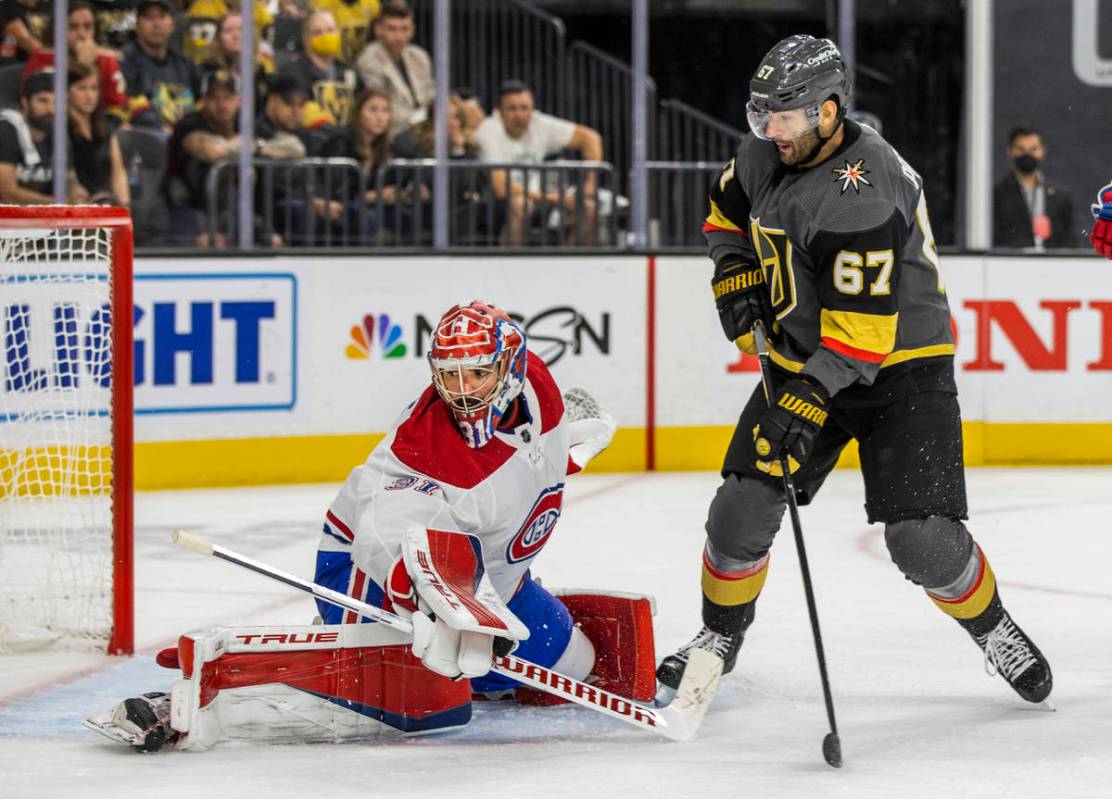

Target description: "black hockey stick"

left=751, top=322, right=843, bottom=768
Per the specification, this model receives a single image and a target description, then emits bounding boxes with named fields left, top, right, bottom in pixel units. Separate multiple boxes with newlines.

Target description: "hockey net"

left=0, top=206, right=133, bottom=654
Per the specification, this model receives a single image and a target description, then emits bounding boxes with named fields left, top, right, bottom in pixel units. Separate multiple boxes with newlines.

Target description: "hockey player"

left=1091, top=181, right=1112, bottom=259
left=88, top=300, right=657, bottom=752
left=656, top=35, right=1052, bottom=707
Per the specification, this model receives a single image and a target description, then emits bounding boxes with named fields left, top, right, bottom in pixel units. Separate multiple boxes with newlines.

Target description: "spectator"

left=355, top=0, right=432, bottom=135
left=121, top=0, right=201, bottom=135
left=23, top=1, right=129, bottom=128
left=255, top=70, right=344, bottom=244
left=319, top=87, right=395, bottom=238
left=67, top=61, right=129, bottom=206
left=164, top=67, right=243, bottom=247
left=0, top=71, right=82, bottom=204
left=286, top=9, right=363, bottom=129
left=311, top=0, right=380, bottom=64
left=475, top=80, right=604, bottom=246
left=0, top=0, right=43, bottom=68
left=993, top=126, right=1079, bottom=249
left=199, top=11, right=274, bottom=105
left=91, top=0, right=139, bottom=51
left=184, top=0, right=274, bottom=66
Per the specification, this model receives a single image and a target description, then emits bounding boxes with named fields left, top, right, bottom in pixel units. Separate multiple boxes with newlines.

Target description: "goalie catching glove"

left=387, top=527, right=529, bottom=680
left=563, top=387, right=617, bottom=472
left=712, top=260, right=775, bottom=354
left=751, top=377, right=829, bottom=476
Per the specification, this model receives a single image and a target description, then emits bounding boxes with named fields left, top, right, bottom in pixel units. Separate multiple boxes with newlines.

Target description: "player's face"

left=436, top=363, right=503, bottom=413
left=762, top=108, right=821, bottom=166
left=67, top=9, right=96, bottom=48
left=499, top=91, right=534, bottom=138
left=68, top=73, right=100, bottom=117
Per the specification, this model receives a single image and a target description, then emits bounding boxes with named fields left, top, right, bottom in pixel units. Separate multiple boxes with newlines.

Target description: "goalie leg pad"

left=170, top=624, right=472, bottom=751
left=515, top=590, right=657, bottom=706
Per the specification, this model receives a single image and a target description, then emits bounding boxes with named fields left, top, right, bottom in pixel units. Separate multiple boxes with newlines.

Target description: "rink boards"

left=102, top=253, right=1111, bottom=487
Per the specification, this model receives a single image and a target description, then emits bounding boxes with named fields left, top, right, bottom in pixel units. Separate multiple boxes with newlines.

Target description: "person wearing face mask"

left=0, top=70, right=84, bottom=204
left=992, top=126, right=1079, bottom=249
left=286, top=9, right=363, bottom=129
left=310, top=0, right=380, bottom=63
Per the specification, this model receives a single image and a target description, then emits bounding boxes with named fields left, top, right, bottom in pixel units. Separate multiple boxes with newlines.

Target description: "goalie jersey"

left=705, top=118, right=956, bottom=405
left=317, top=351, right=570, bottom=620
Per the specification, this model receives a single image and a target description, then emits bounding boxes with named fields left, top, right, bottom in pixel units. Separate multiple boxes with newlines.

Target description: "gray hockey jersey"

left=705, top=119, right=955, bottom=403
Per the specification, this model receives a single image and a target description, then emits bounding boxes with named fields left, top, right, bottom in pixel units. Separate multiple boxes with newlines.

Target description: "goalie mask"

left=428, top=301, right=528, bottom=449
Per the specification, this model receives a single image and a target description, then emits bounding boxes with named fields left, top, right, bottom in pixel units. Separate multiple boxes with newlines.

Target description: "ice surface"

left=2, top=469, right=1110, bottom=798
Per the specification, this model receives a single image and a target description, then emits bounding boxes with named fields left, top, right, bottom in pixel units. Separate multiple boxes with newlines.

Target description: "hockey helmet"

left=428, top=300, right=528, bottom=449
left=746, top=34, right=852, bottom=141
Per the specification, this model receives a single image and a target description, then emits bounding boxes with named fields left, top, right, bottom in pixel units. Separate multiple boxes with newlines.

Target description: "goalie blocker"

left=84, top=590, right=656, bottom=752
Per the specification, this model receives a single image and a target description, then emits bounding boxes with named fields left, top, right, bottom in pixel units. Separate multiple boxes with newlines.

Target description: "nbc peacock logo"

left=346, top=314, right=408, bottom=360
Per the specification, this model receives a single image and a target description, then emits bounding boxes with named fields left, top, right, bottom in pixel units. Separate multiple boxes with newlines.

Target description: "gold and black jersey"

left=705, top=119, right=955, bottom=405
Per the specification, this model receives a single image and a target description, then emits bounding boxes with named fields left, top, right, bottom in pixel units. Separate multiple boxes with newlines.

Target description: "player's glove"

left=387, top=528, right=529, bottom=680
left=751, top=377, right=830, bottom=476
left=1091, top=181, right=1112, bottom=260
left=712, top=260, right=775, bottom=353
left=563, top=387, right=617, bottom=473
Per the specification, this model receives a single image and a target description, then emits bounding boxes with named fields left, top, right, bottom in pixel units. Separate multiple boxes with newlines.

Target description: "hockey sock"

left=700, top=544, right=767, bottom=634
left=924, top=543, right=1000, bottom=627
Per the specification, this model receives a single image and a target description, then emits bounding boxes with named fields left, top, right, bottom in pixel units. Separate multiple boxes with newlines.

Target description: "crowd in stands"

left=0, top=0, right=606, bottom=248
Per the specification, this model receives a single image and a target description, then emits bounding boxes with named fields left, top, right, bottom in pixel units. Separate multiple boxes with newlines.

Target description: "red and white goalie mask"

left=428, top=301, right=528, bottom=448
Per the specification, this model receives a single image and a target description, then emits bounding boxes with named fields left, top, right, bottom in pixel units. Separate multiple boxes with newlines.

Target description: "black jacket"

left=992, top=173, right=1079, bottom=248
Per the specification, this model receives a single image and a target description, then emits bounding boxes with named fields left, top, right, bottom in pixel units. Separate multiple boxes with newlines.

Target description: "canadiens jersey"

left=319, top=351, right=570, bottom=618
left=705, top=119, right=956, bottom=404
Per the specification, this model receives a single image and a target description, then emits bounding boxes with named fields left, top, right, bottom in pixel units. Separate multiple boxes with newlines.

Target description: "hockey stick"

left=171, top=530, right=719, bottom=741
left=751, top=322, right=843, bottom=768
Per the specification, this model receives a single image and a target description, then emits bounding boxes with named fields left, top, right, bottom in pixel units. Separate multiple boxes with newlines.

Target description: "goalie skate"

left=83, top=693, right=176, bottom=752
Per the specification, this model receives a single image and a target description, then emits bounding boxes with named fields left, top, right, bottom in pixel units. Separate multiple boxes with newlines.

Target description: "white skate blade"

left=1036, top=698, right=1056, bottom=712
left=82, top=712, right=143, bottom=747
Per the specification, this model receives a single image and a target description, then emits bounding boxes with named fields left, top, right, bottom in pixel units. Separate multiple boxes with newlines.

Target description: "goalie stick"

left=171, top=530, right=719, bottom=741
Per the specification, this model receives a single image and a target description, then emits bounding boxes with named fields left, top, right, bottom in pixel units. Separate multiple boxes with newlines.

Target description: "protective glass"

left=745, top=101, right=820, bottom=142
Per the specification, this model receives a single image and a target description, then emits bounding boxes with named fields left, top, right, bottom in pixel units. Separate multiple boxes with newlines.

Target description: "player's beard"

left=775, top=127, right=821, bottom=167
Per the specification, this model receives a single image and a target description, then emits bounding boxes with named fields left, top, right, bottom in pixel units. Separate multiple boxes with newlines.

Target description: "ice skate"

left=82, top=692, right=177, bottom=752
left=969, top=612, right=1053, bottom=705
left=655, top=625, right=743, bottom=701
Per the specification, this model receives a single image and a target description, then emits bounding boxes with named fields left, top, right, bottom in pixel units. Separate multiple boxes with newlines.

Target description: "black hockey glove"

left=751, top=377, right=830, bottom=476
left=711, top=261, right=774, bottom=352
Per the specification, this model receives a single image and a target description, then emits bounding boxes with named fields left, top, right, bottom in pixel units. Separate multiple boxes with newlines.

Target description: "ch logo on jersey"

left=832, top=159, right=872, bottom=194
left=506, top=483, right=564, bottom=563
left=346, top=314, right=407, bottom=359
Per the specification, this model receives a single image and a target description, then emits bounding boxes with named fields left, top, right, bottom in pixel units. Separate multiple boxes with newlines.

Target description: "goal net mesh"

left=0, top=225, right=118, bottom=651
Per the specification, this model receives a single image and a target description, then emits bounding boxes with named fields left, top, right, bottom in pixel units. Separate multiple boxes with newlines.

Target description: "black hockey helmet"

left=747, top=35, right=852, bottom=140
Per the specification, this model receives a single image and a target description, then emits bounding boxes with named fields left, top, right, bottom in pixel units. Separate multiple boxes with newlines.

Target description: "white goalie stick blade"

left=660, top=648, right=724, bottom=739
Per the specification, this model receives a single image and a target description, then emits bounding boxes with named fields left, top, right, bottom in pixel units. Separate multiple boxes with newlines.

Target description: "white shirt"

left=475, top=110, right=577, bottom=194
left=319, top=352, right=571, bottom=616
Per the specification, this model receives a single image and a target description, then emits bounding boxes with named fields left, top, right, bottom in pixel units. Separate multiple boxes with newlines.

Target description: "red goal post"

left=0, top=205, right=134, bottom=655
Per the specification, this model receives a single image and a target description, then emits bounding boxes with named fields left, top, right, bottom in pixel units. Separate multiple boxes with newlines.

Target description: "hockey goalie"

left=85, top=300, right=657, bottom=752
